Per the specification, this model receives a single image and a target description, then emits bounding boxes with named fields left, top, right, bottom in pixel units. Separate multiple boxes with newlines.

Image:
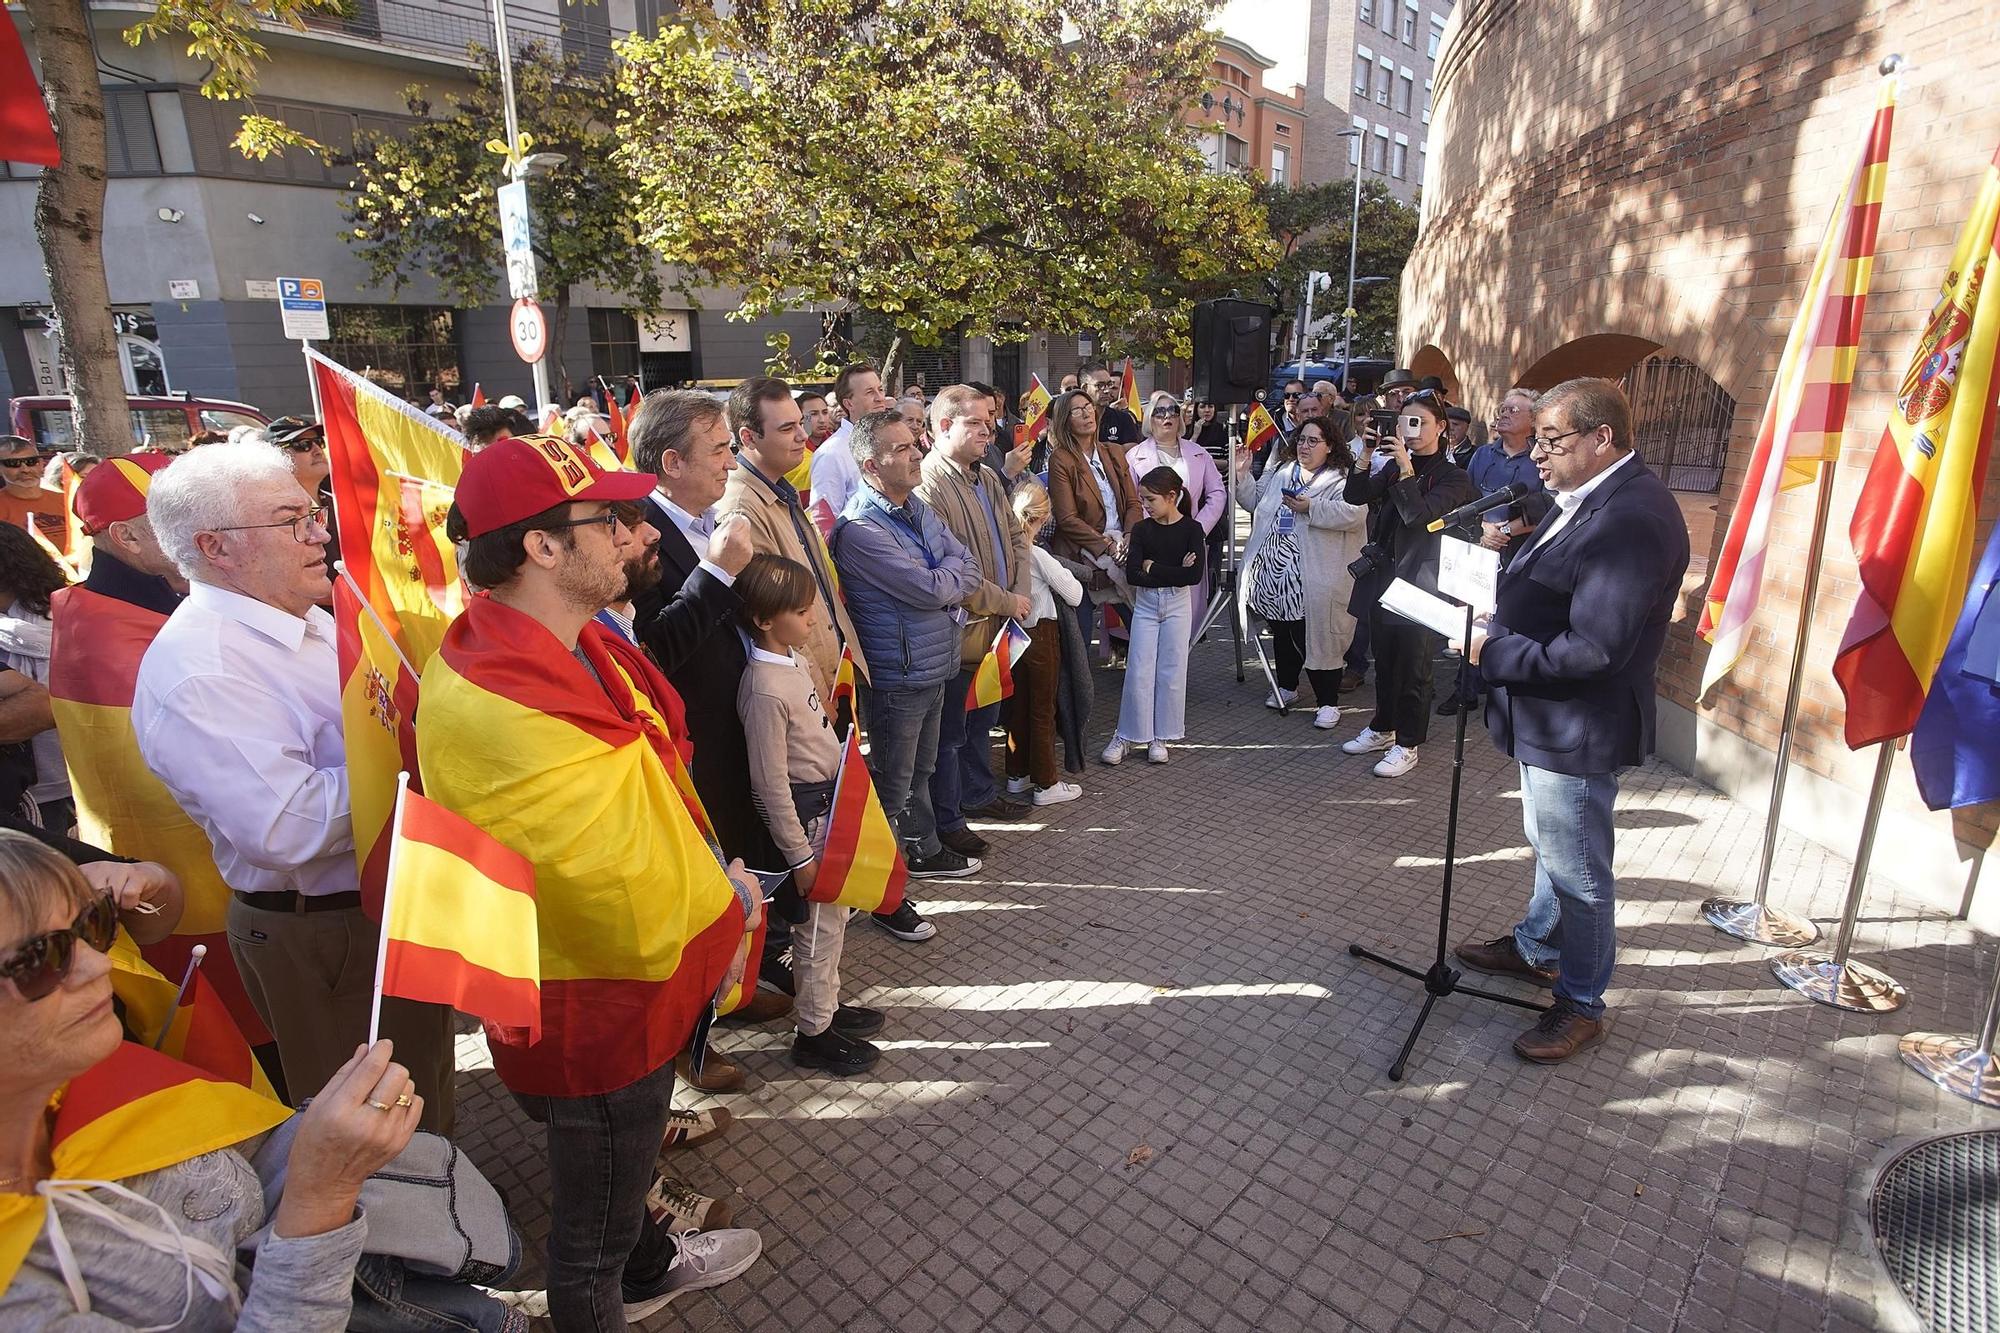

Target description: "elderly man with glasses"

left=132, top=440, right=456, bottom=1126
left=0, top=435, right=68, bottom=556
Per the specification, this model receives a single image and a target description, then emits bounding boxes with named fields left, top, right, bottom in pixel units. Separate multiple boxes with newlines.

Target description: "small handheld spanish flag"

left=371, top=774, right=541, bottom=1044
left=967, top=618, right=1033, bottom=708
left=811, top=726, right=909, bottom=914
left=830, top=643, right=857, bottom=714
left=1120, top=358, right=1142, bottom=419
left=1020, top=374, right=1053, bottom=440
left=1245, top=401, right=1280, bottom=455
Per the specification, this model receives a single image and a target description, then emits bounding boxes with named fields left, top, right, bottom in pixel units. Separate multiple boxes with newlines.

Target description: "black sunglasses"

left=1282, top=392, right=1303, bottom=400
left=2, top=895, right=119, bottom=1001
left=0, top=455, right=50, bottom=469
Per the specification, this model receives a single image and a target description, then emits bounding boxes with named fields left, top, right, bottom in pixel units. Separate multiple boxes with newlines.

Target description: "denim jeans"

left=350, top=1237, right=526, bottom=1333
left=931, top=667, right=1000, bottom=831
left=510, top=1058, right=679, bottom=1331
left=1510, top=763, right=1620, bottom=1020
left=858, top=680, right=946, bottom=858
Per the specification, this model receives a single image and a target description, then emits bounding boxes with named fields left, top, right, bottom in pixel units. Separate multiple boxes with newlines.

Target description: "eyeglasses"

left=1532, top=427, right=1597, bottom=455
left=0, top=456, right=49, bottom=469
left=211, top=504, right=328, bottom=543
left=1282, top=392, right=1303, bottom=401
left=279, top=437, right=326, bottom=454
left=540, top=509, right=622, bottom=536
left=2, top=895, right=118, bottom=1002
left=1152, top=408, right=1181, bottom=418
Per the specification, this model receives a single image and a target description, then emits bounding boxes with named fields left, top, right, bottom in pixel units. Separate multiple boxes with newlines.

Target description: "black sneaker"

left=939, top=825, right=989, bottom=857
left=964, top=798, right=1028, bottom=822
left=792, top=1027, right=881, bottom=1075
left=1436, top=693, right=1463, bottom=716
left=907, top=848, right=980, bottom=881
left=872, top=899, right=941, bottom=939
left=758, top=945, right=796, bottom=998
left=831, top=1003, right=886, bottom=1038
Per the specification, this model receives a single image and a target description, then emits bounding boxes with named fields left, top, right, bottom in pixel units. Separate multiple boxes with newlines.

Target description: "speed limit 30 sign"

left=510, top=298, right=548, bottom=364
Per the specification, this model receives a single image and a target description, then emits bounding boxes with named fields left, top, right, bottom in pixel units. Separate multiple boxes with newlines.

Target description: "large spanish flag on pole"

left=812, top=726, right=909, bottom=915
left=371, top=775, right=541, bottom=1042
left=1832, top=145, right=2000, bottom=747
left=49, top=584, right=271, bottom=1046
left=311, top=349, right=466, bottom=904
left=1698, top=79, right=1895, bottom=695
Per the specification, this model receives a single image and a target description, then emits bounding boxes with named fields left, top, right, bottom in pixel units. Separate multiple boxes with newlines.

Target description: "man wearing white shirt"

left=807, top=363, right=891, bottom=533
left=134, top=441, right=453, bottom=1125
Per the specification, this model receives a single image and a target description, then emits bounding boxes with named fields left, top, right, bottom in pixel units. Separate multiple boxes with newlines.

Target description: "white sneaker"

left=1373, top=744, right=1419, bottom=777
left=1100, top=738, right=1128, bottom=766
left=1005, top=775, right=1032, bottom=796
left=1342, top=726, right=1396, bottom=755
left=623, top=1227, right=764, bottom=1319
left=1313, top=705, right=1341, bottom=730
left=1264, top=687, right=1299, bottom=710
left=1032, top=781, right=1082, bottom=806
left=1147, top=741, right=1169, bottom=764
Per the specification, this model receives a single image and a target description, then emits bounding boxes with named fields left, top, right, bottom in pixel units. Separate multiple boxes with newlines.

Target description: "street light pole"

left=1333, top=128, right=1365, bottom=387
left=491, top=0, right=552, bottom=419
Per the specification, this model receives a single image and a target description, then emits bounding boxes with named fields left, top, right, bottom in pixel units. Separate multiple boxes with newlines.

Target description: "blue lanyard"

left=879, top=502, right=943, bottom=571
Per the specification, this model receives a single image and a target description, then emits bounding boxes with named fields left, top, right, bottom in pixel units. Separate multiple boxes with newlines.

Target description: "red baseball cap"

left=74, top=453, right=176, bottom=535
left=453, top=433, right=655, bottom=538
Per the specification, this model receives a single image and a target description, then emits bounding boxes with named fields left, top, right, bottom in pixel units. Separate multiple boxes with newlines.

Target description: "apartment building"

left=1302, top=0, right=1453, bottom=202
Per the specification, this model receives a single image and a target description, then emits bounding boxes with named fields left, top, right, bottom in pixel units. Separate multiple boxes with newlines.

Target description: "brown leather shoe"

left=675, top=1045, right=746, bottom=1093
left=1453, top=935, right=1557, bottom=988
left=716, top=990, right=793, bottom=1025
left=1513, top=1003, right=1609, bottom=1063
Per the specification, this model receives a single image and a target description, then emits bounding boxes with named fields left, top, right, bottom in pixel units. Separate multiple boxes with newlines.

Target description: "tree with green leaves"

left=1230, top=177, right=1419, bottom=362
left=614, top=0, right=1276, bottom=383
left=18, top=0, right=340, bottom=453
left=339, top=43, right=661, bottom=398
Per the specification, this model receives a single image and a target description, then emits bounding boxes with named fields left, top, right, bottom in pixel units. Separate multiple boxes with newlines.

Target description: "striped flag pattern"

left=1833, top=144, right=2000, bottom=746
left=1245, top=402, right=1279, bottom=455
left=1698, top=78, right=1896, bottom=695
left=1121, top=358, right=1142, bottom=419
left=106, top=932, right=277, bottom=1099
left=967, top=618, right=1033, bottom=708
left=1020, top=374, right=1053, bottom=440
left=811, top=726, right=908, bottom=915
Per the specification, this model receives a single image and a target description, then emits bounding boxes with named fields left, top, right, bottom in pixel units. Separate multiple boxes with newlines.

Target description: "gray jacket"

left=831, top=486, right=980, bottom=690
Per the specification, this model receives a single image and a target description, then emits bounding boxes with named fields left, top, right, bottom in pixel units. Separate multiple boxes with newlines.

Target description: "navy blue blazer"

left=1479, top=457, right=1690, bottom=776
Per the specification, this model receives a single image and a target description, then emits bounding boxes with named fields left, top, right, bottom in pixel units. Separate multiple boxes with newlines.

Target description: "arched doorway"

left=1408, top=344, right=1459, bottom=400
left=1516, top=334, right=1662, bottom=390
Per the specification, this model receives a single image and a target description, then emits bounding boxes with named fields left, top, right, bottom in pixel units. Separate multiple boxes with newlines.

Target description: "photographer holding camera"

left=1338, top=390, right=1478, bottom=777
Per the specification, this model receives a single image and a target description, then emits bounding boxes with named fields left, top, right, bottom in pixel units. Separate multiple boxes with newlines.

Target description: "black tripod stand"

left=1349, top=600, right=1548, bottom=1081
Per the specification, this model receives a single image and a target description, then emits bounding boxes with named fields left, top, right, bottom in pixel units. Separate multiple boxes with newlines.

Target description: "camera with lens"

left=1347, top=542, right=1390, bottom=582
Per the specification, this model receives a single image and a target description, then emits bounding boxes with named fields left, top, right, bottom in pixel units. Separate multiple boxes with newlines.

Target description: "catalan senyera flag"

left=1832, top=144, right=2000, bottom=747
left=381, top=785, right=541, bottom=1040
left=48, top=584, right=271, bottom=1046
left=811, top=726, right=908, bottom=915
left=1245, top=401, right=1279, bottom=455
left=313, top=349, right=466, bottom=905
left=967, top=618, right=1033, bottom=708
left=106, top=931, right=276, bottom=1099
left=1020, top=374, right=1053, bottom=440
left=0, top=1042, right=292, bottom=1290
left=1120, top=358, right=1142, bottom=419
left=416, top=597, right=745, bottom=1096
left=1698, top=79, right=1895, bottom=696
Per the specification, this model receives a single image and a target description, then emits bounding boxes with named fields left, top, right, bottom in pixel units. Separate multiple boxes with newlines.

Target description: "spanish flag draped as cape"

left=0, top=1042, right=291, bottom=1291
left=416, top=596, right=746, bottom=1097
left=48, top=584, right=271, bottom=1046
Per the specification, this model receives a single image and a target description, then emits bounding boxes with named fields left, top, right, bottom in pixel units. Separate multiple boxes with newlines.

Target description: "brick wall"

left=1401, top=0, right=2000, bottom=849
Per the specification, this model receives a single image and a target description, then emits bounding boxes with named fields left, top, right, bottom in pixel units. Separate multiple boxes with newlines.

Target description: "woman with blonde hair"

left=1126, top=391, right=1226, bottom=638
left=1002, top=477, right=1084, bottom=805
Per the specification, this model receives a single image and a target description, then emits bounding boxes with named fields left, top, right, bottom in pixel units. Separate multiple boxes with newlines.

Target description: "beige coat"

left=916, top=450, right=1033, bottom=666
left=718, top=461, right=869, bottom=699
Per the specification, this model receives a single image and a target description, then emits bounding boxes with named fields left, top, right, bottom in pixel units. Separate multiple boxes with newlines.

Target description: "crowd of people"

left=0, top=355, right=1690, bottom=1331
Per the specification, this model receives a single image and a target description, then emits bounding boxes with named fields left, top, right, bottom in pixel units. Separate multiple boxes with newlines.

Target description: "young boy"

left=736, top=552, right=887, bottom=1076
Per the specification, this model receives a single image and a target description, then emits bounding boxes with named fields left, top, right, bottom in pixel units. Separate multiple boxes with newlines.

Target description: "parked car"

left=7, top=393, right=270, bottom=451
left=1268, top=358, right=1395, bottom=399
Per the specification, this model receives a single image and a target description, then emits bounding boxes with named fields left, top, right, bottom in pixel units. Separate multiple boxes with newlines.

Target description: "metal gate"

left=1620, top=354, right=1735, bottom=493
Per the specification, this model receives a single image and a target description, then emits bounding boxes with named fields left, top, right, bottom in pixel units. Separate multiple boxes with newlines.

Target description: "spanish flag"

left=49, top=584, right=271, bottom=1046
left=813, top=726, right=908, bottom=914
left=601, top=380, right=632, bottom=466
left=107, top=932, right=277, bottom=1099
left=1020, top=374, right=1053, bottom=441
left=379, top=781, right=541, bottom=1041
left=470, top=382, right=486, bottom=408
left=1245, top=401, right=1280, bottom=455
left=416, top=596, right=745, bottom=1096
left=0, top=1042, right=292, bottom=1290
left=830, top=643, right=857, bottom=715
left=967, top=618, right=1033, bottom=708
left=313, top=349, right=465, bottom=903
left=1121, top=357, right=1142, bottom=419
left=1833, top=144, right=2000, bottom=746
left=1699, top=78, right=1895, bottom=697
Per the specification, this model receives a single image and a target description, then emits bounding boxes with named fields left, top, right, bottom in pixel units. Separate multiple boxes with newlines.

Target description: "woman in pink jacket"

left=1126, top=392, right=1226, bottom=640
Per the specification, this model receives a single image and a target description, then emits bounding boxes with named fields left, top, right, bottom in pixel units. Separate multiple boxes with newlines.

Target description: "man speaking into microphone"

left=1454, top=378, right=1689, bottom=1064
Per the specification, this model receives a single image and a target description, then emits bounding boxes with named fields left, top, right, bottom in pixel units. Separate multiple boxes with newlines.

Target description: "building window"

left=1224, top=135, right=1247, bottom=171
left=1403, top=1, right=1418, bottom=42
left=1359, top=0, right=1373, bottom=19
left=1391, top=139, right=1408, bottom=179
left=325, top=305, right=460, bottom=402
left=1353, top=53, right=1371, bottom=95
left=1397, top=69, right=1414, bottom=114
left=1381, top=1, right=1395, bottom=35
left=1376, top=59, right=1393, bottom=105
left=1373, top=131, right=1389, bottom=172
left=1271, top=145, right=1290, bottom=186
left=1429, top=15, right=1447, bottom=59
left=589, top=308, right=639, bottom=381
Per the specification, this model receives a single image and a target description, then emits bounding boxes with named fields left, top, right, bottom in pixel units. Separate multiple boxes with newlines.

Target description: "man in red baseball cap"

left=69, top=453, right=186, bottom=610
left=420, top=434, right=766, bottom=1323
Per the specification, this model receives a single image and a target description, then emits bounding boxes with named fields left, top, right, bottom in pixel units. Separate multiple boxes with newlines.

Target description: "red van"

left=8, top=393, right=270, bottom=451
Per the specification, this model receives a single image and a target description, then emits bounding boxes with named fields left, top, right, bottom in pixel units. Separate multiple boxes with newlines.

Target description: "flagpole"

left=334, top=561, right=423, bottom=681
left=1770, top=740, right=1908, bottom=1012
left=150, top=944, right=207, bottom=1050
left=366, top=771, right=412, bottom=1046
left=1900, top=941, right=2000, bottom=1108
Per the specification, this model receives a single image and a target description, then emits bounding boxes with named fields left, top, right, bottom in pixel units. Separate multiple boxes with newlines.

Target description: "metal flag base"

left=1898, top=1033, right=2000, bottom=1109
left=1700, top=896, right=1821, bottom=948
left=1771, top=950, right=1908, bottom=1013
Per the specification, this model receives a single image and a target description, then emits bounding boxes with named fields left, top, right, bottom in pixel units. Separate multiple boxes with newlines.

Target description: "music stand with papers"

left=1347, top=545, right=1548, bottom=1081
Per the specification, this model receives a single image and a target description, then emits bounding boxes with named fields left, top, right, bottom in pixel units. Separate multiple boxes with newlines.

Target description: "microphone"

left=1427, top=483, right=1530, bottom=533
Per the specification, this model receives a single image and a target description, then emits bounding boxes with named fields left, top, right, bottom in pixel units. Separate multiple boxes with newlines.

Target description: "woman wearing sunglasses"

left=0, top=832, right=527, bottom=1330
left=1338, top=390, right=1478, bottom=778
left=1126, top=392, right=1226, bottom=638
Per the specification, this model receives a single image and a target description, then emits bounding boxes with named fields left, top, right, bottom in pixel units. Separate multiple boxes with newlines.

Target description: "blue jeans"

left=930, top=667, right=1000, bottom=831
left=1511, top=764, right=1620, bottom=1020
left=351, top=1240, right=526, bottom=1332
left=859, top=680, right=946, bottom=858
left=511, top=1058, right=679, bottom=1331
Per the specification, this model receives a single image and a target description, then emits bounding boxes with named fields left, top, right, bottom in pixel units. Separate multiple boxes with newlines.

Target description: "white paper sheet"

left=1380, top=577, right=1475, bottom=640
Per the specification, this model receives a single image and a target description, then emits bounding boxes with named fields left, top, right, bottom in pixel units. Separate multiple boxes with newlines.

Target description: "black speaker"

left=1191, top=299, right=1273, bottom=406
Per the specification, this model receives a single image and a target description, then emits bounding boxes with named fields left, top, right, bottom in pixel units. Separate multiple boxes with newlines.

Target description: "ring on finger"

left=394, top=1092, right=413, bottom=1107
left=366, top=1099, right=392, bottom=1112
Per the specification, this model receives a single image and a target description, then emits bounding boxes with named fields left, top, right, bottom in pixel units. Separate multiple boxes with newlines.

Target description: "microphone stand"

left=1348, top=598, right=1548, bottom=1081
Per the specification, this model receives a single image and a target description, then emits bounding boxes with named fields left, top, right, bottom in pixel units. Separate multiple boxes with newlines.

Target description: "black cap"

left=263, top=415, right=324, bottom=447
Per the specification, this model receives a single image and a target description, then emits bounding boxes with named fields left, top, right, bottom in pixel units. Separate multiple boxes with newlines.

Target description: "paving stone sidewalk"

left=451, top=636, right=1995, bottom=1332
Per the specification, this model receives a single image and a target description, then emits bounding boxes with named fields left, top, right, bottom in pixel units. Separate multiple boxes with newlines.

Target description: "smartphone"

left=1367, top=408, right=1397, bottom=436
